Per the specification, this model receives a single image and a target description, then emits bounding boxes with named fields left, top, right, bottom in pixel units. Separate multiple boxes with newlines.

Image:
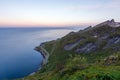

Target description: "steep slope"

left=23, top=20, right=120, bottom=80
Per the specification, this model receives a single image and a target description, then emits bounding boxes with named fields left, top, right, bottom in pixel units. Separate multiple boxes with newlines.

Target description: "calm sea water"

left=0, top=27, right=79, bottom=79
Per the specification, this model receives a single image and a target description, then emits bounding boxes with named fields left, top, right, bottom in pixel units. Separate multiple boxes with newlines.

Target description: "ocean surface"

left=0, top=27, right=81, bottom=79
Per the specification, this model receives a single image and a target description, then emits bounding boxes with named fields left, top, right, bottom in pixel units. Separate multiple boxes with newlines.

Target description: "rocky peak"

left=110, top=19, right=115, bottom=23
left=95, top=19, right=120, bottom=28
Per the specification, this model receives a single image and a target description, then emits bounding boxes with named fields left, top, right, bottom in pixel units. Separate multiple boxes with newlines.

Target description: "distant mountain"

left=23, top=19, right=120, bottom=80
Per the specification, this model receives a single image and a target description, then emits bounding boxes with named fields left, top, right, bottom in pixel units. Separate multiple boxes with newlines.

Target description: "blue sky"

left=0, top=0, right=120, bottom=27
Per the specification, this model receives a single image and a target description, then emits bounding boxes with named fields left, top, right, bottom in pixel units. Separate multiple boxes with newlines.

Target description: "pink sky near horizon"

left=0, top=19, right=98, bottom=27
left=0, top=0, right=120, bottom=27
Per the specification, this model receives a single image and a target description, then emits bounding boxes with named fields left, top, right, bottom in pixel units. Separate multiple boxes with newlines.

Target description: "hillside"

left=23, top=20, right=120, bottom=80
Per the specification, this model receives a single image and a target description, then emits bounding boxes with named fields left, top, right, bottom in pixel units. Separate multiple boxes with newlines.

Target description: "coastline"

left=27, top=44, right=50, bottom=76
left=35, top=44, right=50, bottom=65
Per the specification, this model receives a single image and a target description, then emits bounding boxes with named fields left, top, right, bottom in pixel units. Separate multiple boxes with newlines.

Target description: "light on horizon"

left=0, top=0, right=120, bottom=27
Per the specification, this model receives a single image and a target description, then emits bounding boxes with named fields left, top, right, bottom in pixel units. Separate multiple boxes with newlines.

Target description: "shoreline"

left=28, top=44, right=50, bottom=77
left=35, top=44, right=50, bottom=65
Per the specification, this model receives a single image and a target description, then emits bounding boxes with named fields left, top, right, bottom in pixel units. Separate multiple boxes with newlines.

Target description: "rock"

left=75, top=43, right=96, bottom=53
left=108, top=36, right=120, bottom=44
left=64, top=39, right=83, bottom=50
left=103, top=55, right=119, bottom=66
left=84, top=26, right=92, bottom=31
left=100, top=33, right=109, bottom=39
left=63, top=19, right=120, bottom=53
left=104, top=36, right=120, bottom=49
left=95, top=19, right=120, bottom=28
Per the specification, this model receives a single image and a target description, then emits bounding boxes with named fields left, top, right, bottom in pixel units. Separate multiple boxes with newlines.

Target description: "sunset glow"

left=0, top=0, right=120, bottom=27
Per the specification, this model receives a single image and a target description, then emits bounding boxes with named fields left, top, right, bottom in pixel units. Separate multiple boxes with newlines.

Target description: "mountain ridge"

left=95, top=19, right=120, bottom=28
left=23, top=19, right=120, bottom=80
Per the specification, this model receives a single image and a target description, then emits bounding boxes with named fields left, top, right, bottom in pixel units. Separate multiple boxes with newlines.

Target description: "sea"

left=0, top=27, right=84, bottom=79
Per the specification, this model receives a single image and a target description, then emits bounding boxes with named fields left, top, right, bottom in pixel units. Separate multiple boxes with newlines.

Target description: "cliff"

left=23, top=19, right=120, bottom=80
left=35, top=44, right=49, bottom=65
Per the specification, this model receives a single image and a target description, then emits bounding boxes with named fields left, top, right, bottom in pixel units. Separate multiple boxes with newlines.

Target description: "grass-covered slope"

left=23, top=25, right=120, bottom=80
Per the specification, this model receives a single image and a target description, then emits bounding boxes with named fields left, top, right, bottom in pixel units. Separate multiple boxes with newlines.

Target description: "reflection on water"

left=0, top=28, right=77, bottom=79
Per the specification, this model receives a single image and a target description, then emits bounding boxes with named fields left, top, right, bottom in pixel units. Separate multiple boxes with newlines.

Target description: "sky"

left=0, top=0, right=120, bottom=27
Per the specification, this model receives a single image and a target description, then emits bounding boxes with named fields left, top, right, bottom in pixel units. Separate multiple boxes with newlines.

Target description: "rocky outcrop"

left=100, top=33, right=109, bottom=39
left=103, top=54, right=120, bottom=66
left=63, top=19, right=120, bottom=53
left=75, top=43, right=96, bottom=53
left=64, top=39, right=84, bottom=50
left=104, top=36, right=120, bottom=49
left=95, top=19, right=120, bottom=28
left=108, top=36, right=120, bottom=44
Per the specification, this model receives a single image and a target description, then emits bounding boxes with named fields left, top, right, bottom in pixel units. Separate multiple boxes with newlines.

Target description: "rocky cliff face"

left=63, top=20, right=120, bottom=53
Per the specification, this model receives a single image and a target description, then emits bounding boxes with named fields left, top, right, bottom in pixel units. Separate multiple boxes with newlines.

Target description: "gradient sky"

left=0, top=0, right=120, bottom=27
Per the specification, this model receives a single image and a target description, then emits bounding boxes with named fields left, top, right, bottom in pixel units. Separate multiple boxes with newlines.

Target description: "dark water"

left=0, top=27, right=78, bottom=79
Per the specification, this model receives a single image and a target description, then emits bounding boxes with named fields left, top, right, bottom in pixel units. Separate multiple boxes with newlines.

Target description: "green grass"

left=22, top=25, right=120, bottom=80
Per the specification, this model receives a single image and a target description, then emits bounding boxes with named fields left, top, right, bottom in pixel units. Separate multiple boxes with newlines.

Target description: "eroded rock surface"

left=75, top=43, right=96, bottom=53
left=64, top=39, right=83, bottom=50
